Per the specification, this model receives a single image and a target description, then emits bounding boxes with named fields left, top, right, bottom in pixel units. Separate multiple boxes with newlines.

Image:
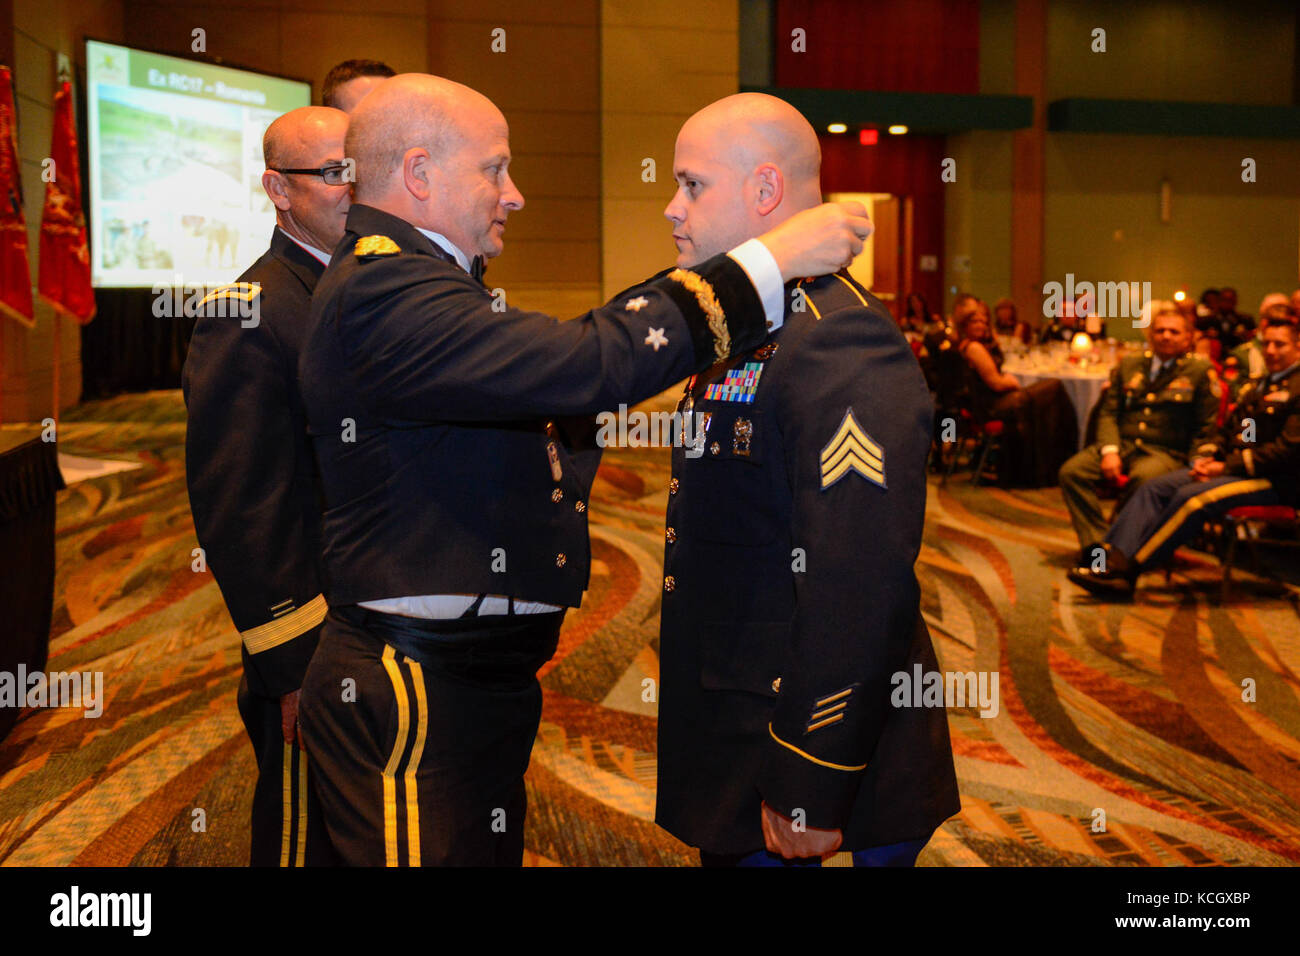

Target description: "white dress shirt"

left=279, top=227, right=331, bottom=266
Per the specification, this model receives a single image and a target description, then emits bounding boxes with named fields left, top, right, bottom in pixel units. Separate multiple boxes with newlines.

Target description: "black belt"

left=332, top=604, right=563, bottom=683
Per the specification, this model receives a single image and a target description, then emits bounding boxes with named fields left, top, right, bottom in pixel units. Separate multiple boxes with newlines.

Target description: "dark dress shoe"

left=1067, top=565, right=1136, bottom=598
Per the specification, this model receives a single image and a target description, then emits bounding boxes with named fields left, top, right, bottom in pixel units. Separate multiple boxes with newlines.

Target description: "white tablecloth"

left=1008, top=368, right=1108, bottom=450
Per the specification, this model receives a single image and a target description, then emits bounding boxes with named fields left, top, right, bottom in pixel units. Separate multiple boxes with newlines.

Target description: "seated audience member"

left=956, top=304, right=1020, bottom=413
left=1038, top=303, right=1078, bottom=343
left=1174, top=295, right=1198, bottom=330
left=1217, top=286, right=1255, bottom=349
left=950, top=292, right=979, bottom=326
left=916, top=297, right=959, bottom=399
left=1197, top=287, right=1221, bottom=323
left=993, top=297, right=1032, bottom=344
left=1193, top=326, right=1223, bottom=364
left=1057, top=303, right=1220, bottom=562
left=902, top=291, right=939, bottom=338
left=1224, top=293, right=1288, bottom=396
left=1074, top=290, right=1106, bottom=339
left=1291, top=287, right=1300, bottom=317
left=1069, top=317, right=1300, bottom=597
left=956, top=306, right=1077, bottom=485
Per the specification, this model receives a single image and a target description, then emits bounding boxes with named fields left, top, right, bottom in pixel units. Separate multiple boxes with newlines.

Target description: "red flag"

left=38, top=80, right=95, bottom=323
left=0, top=66, right=33, bottom=327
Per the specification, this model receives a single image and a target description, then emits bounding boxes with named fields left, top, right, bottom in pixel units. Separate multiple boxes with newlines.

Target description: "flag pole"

left=51, top=308, right=60, bottom=424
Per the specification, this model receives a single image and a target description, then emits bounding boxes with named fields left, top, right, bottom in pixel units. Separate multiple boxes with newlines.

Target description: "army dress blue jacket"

left=299, top=203, right=776, bottom=608
left=183, top=228, right=329, bottom=697
left=656, top=272, right=962, bottom=853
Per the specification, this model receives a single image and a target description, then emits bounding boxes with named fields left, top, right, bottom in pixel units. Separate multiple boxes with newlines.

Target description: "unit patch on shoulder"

left=820, top=408, right=884, bottom=490
left=355, top=235, right=401, bottom=258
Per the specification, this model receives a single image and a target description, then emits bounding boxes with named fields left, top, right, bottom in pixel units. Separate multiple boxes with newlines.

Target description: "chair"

left=1216, top=505, right=1300, bottom=600
left=969, top=418, right=1004, bottom=486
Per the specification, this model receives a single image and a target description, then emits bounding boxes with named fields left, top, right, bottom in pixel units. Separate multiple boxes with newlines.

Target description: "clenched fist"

left=758, top=201, right=873, bottom=284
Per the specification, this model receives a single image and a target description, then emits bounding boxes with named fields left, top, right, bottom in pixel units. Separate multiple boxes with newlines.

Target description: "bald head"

left=665, top=93, right=822, bottom=268
left=263, top=105, right=348, bottom=171
left=344, top=73, right=524, bottom=261
left=259, top=106, right=351, bottom=252
left=680, top=93, right=821, bottom=193
left=347, top=74, right=497, bottom=203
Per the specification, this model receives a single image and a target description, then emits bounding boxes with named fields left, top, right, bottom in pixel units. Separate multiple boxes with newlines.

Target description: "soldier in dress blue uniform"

left=183, top=106, right=350, bottom=865
left=1070, top=318, right=1300, bottom=597
left=655, top=94, right=961, bottom=867
left=293, top=74, right=872, bottom=866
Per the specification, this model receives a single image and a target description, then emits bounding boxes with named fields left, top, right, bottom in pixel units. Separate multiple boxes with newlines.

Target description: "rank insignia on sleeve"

left=354, top=235, right=401, bottom=258
left=805, top=684, right=858, bottom=734
left=626, top=296, right=649, bottom=312
left=820, top=408, right=884, bottom=490
left=196, top=281, right=260, bottom=309
left=645, top=326, right=668, bottom=351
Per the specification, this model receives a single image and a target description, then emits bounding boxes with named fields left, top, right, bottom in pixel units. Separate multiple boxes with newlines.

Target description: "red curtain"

left=820, top=133, right=948, bottom=312
left=775, top=0, right=980, bottom=94
left=774, top=0, right=979, bottom=312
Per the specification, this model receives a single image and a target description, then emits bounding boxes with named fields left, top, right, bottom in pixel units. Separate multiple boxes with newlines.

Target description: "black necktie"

left=471, top=256, right=485, bottom=284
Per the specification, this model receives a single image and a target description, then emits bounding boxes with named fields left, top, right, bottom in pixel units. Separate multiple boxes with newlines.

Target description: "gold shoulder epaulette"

left=355, top=235, right=401, bottom=258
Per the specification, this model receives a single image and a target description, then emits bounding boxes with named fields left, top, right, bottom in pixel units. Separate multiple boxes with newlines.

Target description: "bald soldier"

left=295, top=74, right=869, bottom=866
left=183, top=106, right=350, bottom=865
left=655, top=94, right=961, bottom=866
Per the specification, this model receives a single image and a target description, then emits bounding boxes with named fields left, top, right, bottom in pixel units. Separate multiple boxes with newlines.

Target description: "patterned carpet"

left=1, top=389, right=1298, bottom=866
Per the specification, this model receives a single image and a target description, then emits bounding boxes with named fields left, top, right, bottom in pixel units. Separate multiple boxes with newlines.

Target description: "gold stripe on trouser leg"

left=380, top=645, right=412, bottom=867
left=821, top=852, right=853, bottom=867
left=280, top=741, right=293, bottom=867
left=403, top=660, right=430, bottom=867
left=1134, top=479, right=1271, bottom=565
left=295, top=747, right=308, bottom=866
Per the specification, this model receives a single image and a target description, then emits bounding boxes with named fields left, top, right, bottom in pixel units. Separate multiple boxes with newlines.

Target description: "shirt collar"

left=415, top=228, right=471, bottom=274
left=278, top=227, right=330, bottom=266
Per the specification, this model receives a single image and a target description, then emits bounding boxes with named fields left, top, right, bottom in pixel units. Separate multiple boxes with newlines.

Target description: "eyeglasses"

left=269, top=164, right=350, bottom=185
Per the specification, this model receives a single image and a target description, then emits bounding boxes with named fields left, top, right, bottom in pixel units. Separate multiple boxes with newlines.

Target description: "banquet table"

left=1005, top=359, right=1110, bottom=451
left=0, top=425, right=65, bottom=743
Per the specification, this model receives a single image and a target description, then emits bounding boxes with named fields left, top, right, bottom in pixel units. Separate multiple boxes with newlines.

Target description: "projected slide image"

left=97, top=87, right=244, bottom=207
left=86, top=40, right=310, bottom=288
left=100, top=211, right=174, bottom=271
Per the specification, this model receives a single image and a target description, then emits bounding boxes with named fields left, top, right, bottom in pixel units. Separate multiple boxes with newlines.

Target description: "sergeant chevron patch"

left=819, top=409, right=884, bottom=490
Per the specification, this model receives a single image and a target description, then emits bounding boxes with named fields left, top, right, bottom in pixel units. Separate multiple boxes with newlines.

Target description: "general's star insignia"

left=645, top=327, right=668, bottom=351
left=626, top=296, right=649, bottom=312
left=820, top=408, right=884, bottom=490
